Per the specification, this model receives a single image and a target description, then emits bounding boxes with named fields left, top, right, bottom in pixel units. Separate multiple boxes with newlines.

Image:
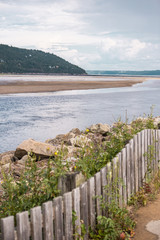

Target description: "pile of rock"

left=1, top=117, right=160, bottom=190
left=0, top=123, right=111, bottom=181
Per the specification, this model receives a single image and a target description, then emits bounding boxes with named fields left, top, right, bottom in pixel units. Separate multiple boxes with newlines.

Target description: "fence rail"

left=1, top=129, right=160, bottom=240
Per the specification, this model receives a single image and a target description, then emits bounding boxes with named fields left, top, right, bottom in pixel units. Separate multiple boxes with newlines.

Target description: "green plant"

left=144, top=143, right=157, bottom=183
left=0, top=150, right=71, bottom=218
left=72, top=210, right=87, bottom=240
left=89, top=198, right=135, bottom=240
left=89, top=173, right=135, bottom=239
left=128, top=188, right=148, bottom=208
left=75, top=142, right=110, bottom=179
left=75, top=115, right=155, bottom=179
left=152, top=170, right=160, bottom=193
left=89, top=216, right=119, bottom=240
left=145, top=105, right=155, bottom=129
left=128, top=138, right=160, bottom=209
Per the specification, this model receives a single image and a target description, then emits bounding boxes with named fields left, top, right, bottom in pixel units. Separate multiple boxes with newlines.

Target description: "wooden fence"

left=1, top=129, right=160, bottom=240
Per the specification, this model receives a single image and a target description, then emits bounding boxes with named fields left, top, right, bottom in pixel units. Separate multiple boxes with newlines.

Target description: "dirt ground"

left=133, top=194, right=160, bottom=240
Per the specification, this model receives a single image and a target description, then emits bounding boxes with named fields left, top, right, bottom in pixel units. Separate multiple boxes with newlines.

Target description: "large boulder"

left=89, top=123, right=110, bottom=135
left=14, top=139, right=57, bottom=160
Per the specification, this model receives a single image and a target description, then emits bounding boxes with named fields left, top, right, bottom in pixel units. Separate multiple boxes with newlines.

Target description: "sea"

left=0, top=74, right=160, bottom=153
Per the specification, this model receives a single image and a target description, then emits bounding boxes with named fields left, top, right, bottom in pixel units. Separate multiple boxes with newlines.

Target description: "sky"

left=0, top=0, right=160, bottom=71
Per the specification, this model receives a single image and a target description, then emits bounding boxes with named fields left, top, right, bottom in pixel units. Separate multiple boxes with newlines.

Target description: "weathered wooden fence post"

left=53, top=197, right=63, bottom=240
left=16, top=211, right=30, bottom=240
left=42, top=201, right=54, bottom=240
left=121, top=148, right=127, bottom=205
left=80, top=182, right=89, bottom=240
left=1, top=216, right=15, bottom=240
left=1, top=129, right=160, bottom=240
left=72, top=187, right=81, bottom=239
left=30, top=206, right=42, bottom=240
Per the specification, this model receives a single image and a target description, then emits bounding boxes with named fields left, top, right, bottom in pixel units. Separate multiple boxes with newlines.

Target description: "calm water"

left=0, top=77, right=160, bottom=153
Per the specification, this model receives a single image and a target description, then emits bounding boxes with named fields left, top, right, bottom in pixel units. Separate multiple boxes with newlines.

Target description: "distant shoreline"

left=0, top=75, right=155, bottom=95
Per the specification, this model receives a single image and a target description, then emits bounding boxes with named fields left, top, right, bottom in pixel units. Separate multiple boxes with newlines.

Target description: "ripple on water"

left=0, top=78, right=160, bottom=153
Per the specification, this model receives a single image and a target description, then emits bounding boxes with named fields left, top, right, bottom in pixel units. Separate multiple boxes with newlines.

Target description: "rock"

left=154, top=117, right=160, bottom=129
left=0, top=151, right=14, bottom=166
left=64, top=129, right=81, bottom=145
left=89, top=123, right=110, bottom=135
left=70, top=135, right=91, bottom=147
left=18, top=155, right=29, bottom=165
left=14, top=139, right=57, bottom=160
left=64, top=132, right=75, bottom=145
left=1, top=163, right=10, bottom=171
left=64, top=146, right=81, bottom=159
left=45, top=134, right=66, bottom=146
left=11, top=155, right=19, bottom=162
left=86, top=132, right=104, bottom=144
left=45, top=133, right=76, bottom=146
left=12, top=164, right=24, bottom=177
left=45, top=128, right=81, bottom=146
left=69, top=128, right=81, bottom=136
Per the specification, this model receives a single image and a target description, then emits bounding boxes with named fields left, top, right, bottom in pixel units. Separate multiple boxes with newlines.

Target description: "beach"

left=0, top=76, right=147, bottom=94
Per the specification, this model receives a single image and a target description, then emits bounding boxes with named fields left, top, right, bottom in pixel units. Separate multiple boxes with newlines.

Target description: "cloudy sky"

left=0, top=0, right=160, bottom=70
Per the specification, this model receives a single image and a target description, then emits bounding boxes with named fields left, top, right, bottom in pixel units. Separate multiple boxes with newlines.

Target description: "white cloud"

left=0, top=0, right=160, bottom=70
left=100, top=37, right=154, bottom=60
left=101, top=38, right=117, bottom=52
left=125, top=39, right=146, bottom=58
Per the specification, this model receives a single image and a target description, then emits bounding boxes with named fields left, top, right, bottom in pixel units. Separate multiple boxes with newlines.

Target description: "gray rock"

left=11, top=155, right=19, bottom=162
left=18, top=155, right=29, bottom=165
left=69, top=128, right=81, bottom=136
left=45, top=134, right=66, bottom=146
left=45, top=128, right=81, bottom=146
left=15, top=138, right=57, bottom=160
left=154, top=117, right=160, bottom=129
left=70, top=135, right=91, bottom=147
left=1, top=163, right=10, bottom=171
left=89, top=123, right=110, bottom=135
left=0, top=151, right=14, bottom=166
left=64, top=132, right=75, bottom=145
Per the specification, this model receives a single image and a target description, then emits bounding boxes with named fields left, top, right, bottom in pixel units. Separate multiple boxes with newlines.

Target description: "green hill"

left=0, top=44, right=86, bottom=75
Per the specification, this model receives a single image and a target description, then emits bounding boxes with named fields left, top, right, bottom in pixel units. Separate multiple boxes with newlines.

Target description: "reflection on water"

left=0, top=78, right=160, bottom=153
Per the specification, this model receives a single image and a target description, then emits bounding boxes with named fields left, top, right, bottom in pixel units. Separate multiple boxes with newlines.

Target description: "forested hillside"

left=0, top=44, right=86, bottom=75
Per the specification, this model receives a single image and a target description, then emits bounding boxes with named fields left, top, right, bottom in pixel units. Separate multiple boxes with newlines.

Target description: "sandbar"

left=0, top=76, right=148, bottom=94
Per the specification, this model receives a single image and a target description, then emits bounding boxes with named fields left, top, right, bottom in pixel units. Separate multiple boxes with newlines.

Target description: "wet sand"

left=0, top=76, right=147, bottom=94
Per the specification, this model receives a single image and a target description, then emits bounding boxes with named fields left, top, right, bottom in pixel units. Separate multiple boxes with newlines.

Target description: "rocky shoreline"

left=0, top=123, right=110, bottom=178
left=1, top=117, right=160, bottom=192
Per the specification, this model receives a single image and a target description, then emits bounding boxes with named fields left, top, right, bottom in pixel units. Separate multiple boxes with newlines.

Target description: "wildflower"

left=46, top=147, right=50, bottom=151
left=86, top=128, right=89, bottom=133
left=74, top=166, right=77, bottom=169
left=54, top=151, right=58, bottom=156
